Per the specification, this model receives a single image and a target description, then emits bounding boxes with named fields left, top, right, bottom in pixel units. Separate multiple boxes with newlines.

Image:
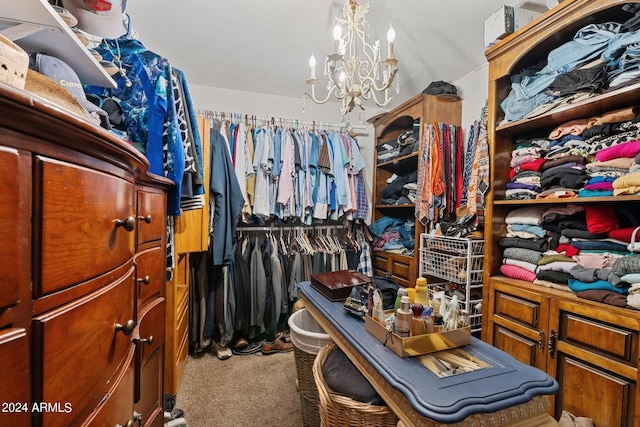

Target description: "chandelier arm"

left=367, top=85, right=392, bottom=107
left=359, top=68, right=396, bottom=93
left=305, top=84, right=339, bottom=105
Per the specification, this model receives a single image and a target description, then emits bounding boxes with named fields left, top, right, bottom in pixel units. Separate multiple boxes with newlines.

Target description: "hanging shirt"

left=307, top=132, right=320, bottom=222
left=85, top=33, right=185, bottom=216
left=233, top=123, right=254, bottom=221
left=245, top=126, right=256, bottom=211
left=277, top=129, right=296, bottom=217
left=252, top=128, right=271, bottom=218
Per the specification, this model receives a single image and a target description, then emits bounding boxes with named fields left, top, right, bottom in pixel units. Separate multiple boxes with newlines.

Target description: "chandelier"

left=305, top=0, right=399, bottom=116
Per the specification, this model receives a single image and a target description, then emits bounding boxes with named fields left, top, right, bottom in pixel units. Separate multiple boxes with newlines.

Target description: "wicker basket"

left=294, top=346, right=321, bottom=427
left=0, top=34, right=28, bottom=90
left=313, top=343, right=399, bottom=427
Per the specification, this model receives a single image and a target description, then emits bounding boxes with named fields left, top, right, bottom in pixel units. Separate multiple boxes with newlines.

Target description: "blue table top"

left=299, top=281, right=558, bottom=423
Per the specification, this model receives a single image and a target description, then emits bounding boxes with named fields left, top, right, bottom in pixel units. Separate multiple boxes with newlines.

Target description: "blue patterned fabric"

left=85, top=31, right=185, bottom=216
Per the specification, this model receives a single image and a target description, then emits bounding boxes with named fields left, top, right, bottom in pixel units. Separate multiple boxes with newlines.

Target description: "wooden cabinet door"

left=488, top=281, right=549, bottom=372
left=549, top=299, right=639, bottom=426
left=373, top=252, right=413, bottom=287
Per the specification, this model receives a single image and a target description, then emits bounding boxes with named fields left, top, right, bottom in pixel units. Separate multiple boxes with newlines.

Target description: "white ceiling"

left=124, top=0, right=545, bottom=111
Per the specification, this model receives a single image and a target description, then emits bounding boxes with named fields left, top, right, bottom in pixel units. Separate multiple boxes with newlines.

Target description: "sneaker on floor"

left=232, top=340, right=264, bottom=355
left=261, top=337, right=294, bottom=355
left=213, top=342, right=232, bottom=360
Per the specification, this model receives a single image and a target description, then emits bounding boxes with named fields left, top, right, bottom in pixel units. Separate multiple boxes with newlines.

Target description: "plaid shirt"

left=357, top=240, right=373, bottom=277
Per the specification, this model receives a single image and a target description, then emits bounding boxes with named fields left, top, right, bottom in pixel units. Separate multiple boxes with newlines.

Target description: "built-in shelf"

left=0, top=0, right=116, bottom=88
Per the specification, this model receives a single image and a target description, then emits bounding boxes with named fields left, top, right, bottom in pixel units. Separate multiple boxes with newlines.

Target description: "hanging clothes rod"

left=195, top=109, right=366, bottom=131
left=237, top=223, right=345, bottom=232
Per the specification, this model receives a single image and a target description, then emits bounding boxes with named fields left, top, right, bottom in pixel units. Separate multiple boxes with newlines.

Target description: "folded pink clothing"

left=583, top=182, right=614, bottom=191
left=548, top=118, right=589, bottom=140
left=595, top=140, right=640, bottom=162
left=500, top=264, right=536, bottom=282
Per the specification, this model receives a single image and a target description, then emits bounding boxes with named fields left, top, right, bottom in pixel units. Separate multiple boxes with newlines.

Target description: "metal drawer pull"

left=537, top=331, right=544, bottom=350
left=136, top=276, right=150, bottom=285
left=114, top=319, right=136, bottom=336
left=139, top=335, right=154, bottom=345
left=548, top=329, right=557, bottom=358
left=114, top=420, right=135, bottom=427
left=114, top=216, right=136, bottom=232
left=138, top=214, right=152, bottom=224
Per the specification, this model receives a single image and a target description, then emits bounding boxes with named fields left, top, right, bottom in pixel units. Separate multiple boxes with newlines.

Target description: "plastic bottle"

left=394, top=288, right=408, bottom=311
left=414, top=277, right=429, bottom=306
left=405, top=287, right=416, bottom=305
left=395, top=296, right=412, bottom=338
left=422, top=306, right=434, bottom=334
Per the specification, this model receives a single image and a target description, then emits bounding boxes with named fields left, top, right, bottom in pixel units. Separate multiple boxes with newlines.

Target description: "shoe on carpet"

left=261, top=336, right=294, bottom=355
left=213, top=342, right=232, bottom=360
left=234, top=338, right=249, bottom=349
left=276, top=331, right=292, bottom=344
left=232, top=340, right=264, bottom=355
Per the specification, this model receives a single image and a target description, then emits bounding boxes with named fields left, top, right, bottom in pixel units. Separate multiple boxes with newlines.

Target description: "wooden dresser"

left=0, top=82, right=172, bottom=426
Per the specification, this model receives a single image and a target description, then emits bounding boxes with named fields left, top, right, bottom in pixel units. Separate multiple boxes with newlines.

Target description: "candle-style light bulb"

left=309, top=54, right=316, bottom=78
left=333, top=24, right=342, bottom=53
left=333, top=24, right=342, bottom=41
left=387, top=25, right=395, bottom=58
left=387, top=25, right=395, bottom=43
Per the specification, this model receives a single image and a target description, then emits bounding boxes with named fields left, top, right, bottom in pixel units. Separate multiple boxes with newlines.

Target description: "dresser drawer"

left=137, top=297, right=165, bottom=366
left=135, top=298, right=165, bottom=427
left=33, top=270, right=135, bottom=426
left=137, top=188, right=166, bottom=247
left=0, top=328, right=30, bottom=427
left=494, top=289, right=542, bottom=330
left=0, top=147, right=30, bottom=309
left=135, top=247, right=165, bottom=306
left=37, top=156, right=135, bottom=295
left=558, top=310, right=638, bottom=365
left=82, top=352, right=135, bottom=427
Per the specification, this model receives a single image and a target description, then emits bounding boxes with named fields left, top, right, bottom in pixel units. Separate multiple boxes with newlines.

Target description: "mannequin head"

left=61, top=0, right=128, bottom=39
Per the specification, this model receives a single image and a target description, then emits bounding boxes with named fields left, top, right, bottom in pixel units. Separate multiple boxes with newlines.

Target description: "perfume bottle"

left=395, top=296, right=412, bottom=338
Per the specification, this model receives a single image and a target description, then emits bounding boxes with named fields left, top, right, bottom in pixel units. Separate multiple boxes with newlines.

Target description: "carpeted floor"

left=175, top=349, right=305, bottom=427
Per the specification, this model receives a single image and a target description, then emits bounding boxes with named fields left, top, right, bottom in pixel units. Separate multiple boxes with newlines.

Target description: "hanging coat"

left=210, top=127, right=245, bottom=266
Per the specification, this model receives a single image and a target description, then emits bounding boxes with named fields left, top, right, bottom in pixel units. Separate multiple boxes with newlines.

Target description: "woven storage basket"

left=313, top=342, right=399, bottom=427
left=0, top=34, right=28, bottom=90
left=294, top=346, right=321, bottom=427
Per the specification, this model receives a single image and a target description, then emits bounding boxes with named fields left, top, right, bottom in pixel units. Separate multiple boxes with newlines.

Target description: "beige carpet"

left=175, top=350, right=305, bottom=427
